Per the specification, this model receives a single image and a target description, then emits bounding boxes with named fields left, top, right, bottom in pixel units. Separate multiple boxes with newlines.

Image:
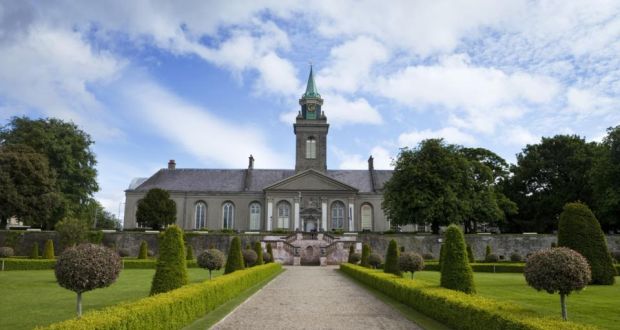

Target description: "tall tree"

left=590, top=126, right=620, bottom=232
left=78, top=199, right=121, bottom=230
left=0, top=117, right=98, bottom=219
left=136, top=188, right=176, bottom=230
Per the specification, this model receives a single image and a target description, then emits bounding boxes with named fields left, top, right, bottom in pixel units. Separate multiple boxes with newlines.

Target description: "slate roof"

left=129, top=168, right=392, bottom=193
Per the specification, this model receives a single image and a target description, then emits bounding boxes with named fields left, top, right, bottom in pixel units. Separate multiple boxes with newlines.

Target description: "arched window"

left=195, top=202, right=207, bottom=229
left=361, top=204, right=372, bottom=231
left=306, top=137, right=316, bottom=159
left=331, top=201, right=345, bottom=229
left=249, top=202, right=261, bottom=230
left=222, top=202, right=234, bottom=229
left=277, top=201, right=290, bottom=229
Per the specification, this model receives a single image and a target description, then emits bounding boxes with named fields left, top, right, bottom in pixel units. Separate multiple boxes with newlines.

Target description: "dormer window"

left=306, top=137, right=316, bottom=159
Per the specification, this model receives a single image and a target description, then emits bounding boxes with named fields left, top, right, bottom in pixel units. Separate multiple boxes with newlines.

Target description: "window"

left=222, top=202, right=234, bottom=229
left=195, top=202, right=207, bottom=229
left=277, top=202, right=290, bottom=229
left=331, top=201, right=345, bottom=229
left=361, top=204, right=372, bottom=230
left=306, top=137, right=316, bottom=159
left=249, top=202, right=261, bottom=230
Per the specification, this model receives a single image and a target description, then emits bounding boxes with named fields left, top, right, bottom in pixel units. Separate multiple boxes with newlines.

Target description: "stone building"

left=123, top=67, right=398, bottom=233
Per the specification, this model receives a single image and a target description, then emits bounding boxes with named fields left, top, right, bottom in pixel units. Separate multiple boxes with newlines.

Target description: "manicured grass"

left=0, top=268, right=222, bottom=330
left=414, top=271, right=620, bottom=329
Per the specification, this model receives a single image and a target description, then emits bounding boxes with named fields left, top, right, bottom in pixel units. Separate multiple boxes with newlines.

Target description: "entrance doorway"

left=304, top=219, right=317, bottom=232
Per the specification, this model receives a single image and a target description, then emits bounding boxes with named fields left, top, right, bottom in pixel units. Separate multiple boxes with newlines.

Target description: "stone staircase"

left=263, top=232, right=359, bottom=266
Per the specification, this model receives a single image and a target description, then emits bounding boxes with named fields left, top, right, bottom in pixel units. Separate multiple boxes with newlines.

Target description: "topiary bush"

left=43, top=239, right=55, bottom=259
left=30, top=242, right=40, bottom=259
left=361, top=243, right=371, bottom=267
left=399, top=252, right=424, bottom=279
left=440, top=225, right=475, bottom=294
left=384, top=239, right=401, bottom=276
left=485, top=245, right=492, bottom=260
left=524, top=247, right=591, bottom=321
left=0, top=246, right=14, bottom=257
left=242, top=249, right=258, bottom=267
left=150, top=225, right=188, bottom=296
left=197, top=249, right=225, bottom=279
left=347, top=244, right=355, bottom=263
left=612, top=251, right=620, bottom=263
left=118, top=248, right=131, bottom=257
left=186, top=245, right=194, bottom=261
left=510, top=253, right=523, bottom=262
left=55, top=217, right=88, bottom=248
left=368, top=253, right=382, bottom=269
left=438, top=244, right=444, bottom=268
left=54, top=243, right=121, bottom=317
left=422, top=253, right=434, bottom=260
left=266, top=243, right=273, bottom=263
left=557, top=202, right=616, bottom=285
left=485, top=253, right=499, bottom=263
left=263, top=252, right=272, bottom=263
left=349, top=253, right=361, bottom=264
left=224, top=237, right=245, bottom=274
left=138, top=241, right=148, bottom=259
left=253, top=242, right=264, bottom=266
left=466, top=244, right=474, bottom=263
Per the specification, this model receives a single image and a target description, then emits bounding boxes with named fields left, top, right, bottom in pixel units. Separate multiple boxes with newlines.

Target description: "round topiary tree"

left=361, top=243, right=371, bottom=267
left=43, top=239, right=55, bottom=259
left=197, top=249, right=225, bottom=279
left=263, top=252, right=272, bottom=263
left=558, top=202, right=616, bottom=285
left=399, top=252, right=424, bottom=279
left=266, top=243, right=273, bottom=263
left=30, top=242, right=39, bottom=259
left=510, top=253, right=523, bottom=262
left=440, top=225, right=476, bottom=294
left=0, top=246, right=14, bottom=258
left=384, top=239, right=401, bottom=276
left=253, top=242, right=264, bottom=266
left=224, top=236, right=245, bottom=274
left=243, top=249, right=258, bottom=267
left=368, top=253, right=382, bottom=269
left=138, top=240, right=148, bottom=259
left=485, top=254, right=499, bottom=263
left=186, top=245, right=194, bottom=261
left=349, top=253, right=361, bottom=264
left=524, top=247, right=591, bottom=321
left=150, top=225, right=188, bottom=295
left=466, top=244, right=474, bottom=263
left=55, top=243, right=121, bottom=317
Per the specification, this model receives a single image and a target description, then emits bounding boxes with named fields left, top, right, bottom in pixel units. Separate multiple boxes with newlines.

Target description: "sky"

left=0, top=1, right=619, bottom=219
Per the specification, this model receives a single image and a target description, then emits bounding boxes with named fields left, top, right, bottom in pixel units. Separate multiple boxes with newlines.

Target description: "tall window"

left=361, top=204, right=372, bottom=230
left=331, top=201, right=345, bottom=229
left=306, top=137, right=316, bottom=159
left=249, top=202, right=261, bottom=230
left=222, top=202, right=234, bottom=229
left=195, top=202, right=207, bottom=229
left=277, top=202, right=290, bottom=229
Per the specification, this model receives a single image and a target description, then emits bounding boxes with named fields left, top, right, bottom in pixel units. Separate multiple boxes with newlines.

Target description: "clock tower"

left=295, top=66, right=329, bottom=172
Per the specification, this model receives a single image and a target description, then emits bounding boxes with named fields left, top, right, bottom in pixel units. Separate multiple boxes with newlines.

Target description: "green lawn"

left=414, top=271, right=620, bottom=329
left=0, top=268, right=222, bottom=330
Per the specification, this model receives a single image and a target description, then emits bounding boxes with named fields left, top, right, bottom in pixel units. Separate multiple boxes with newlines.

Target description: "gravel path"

left=211, top=266, right=423, bottom=330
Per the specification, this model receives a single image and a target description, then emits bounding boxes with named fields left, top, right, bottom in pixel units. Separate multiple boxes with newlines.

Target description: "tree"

left=399, top=252, right=424, bottom=279
left=197, top=249, right=225, bottom=279
left=43, top=239, right=55, bottom=259
left=55, top=217, right=88, bottom=248
left=349, top=253, right=361, bottom=264
left=361, top=243, right=371, bottom=267
left=0, top=117, right=98, bottom=222
left=384, top=239, right=401, bottom=276
left=224, top=237, right=245, bottom=274
left=347, top=244, right=355, bottom=263
left=138, top=241, right=148, bottom=259
left=440, top=225, right=475, bottom=294
left=524, top=247, right=591, bottom=321
left=590, top=126, right=620, bottom=232
left=30, top=242, right=39, bottom=259
left=54, top=243, right=121, bottom=317
left=368, top=253, right=382, bottom=269
left=243, top=249, right=258, bottom=267
left=186, top=245, right=194, bottom=260
left=557, top=202, right=616, bottom=285
left=266, top=243, right=274, bottom=263
left=253, top=242, right=264, bottom=266
left=136, top=188, right=176, bottom=230
left=0, top=144, right=62, bottom=229
left=150, top=225, right=188, bottom=295
left=78, top=199, right=120, bottom=230
left=466, top=244, right=474, bottom=263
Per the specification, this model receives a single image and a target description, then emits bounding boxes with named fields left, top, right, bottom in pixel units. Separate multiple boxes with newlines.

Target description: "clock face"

left=307, top=104, right=316, bottom=112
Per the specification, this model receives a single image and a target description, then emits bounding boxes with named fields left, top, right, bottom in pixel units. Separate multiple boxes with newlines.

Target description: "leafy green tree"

left=197, top=249, right=225, bottom=279
left=136, top=188, right=176, bottom=230
left=384, top=239, right=401, bottom=276
left=558, top=202, right=616, bottom=285
left=253, top=242, right=264, bottom=266
left=224, top=237, right=245, bottom=274
left=0, top=117, right=98, bottom=220
left=361, top=243, right=371, bottom=267
left=399, top=252, right=424, bottom=279
left=150, top=225, right=188, bottom=295
left=55, top=217, right=88, bottom=248
left=590, top=126, right=620, bottom=232
left=440, top=225, right=475, bottom=293
left=78, top=199, right=120, bottom=230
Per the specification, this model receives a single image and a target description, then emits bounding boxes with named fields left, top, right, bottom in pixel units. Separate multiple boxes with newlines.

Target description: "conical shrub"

left=361, top=243, right=371, bottom=267
left=224, top=236, right=245, bottom=274
left=558, top=202, right=616, bottom=285
left=138, top=241, right=148, bottom=259
left=466, top=244, right=474, bottom=263
left=30, top=242, right=40, bottom=259
left=266, top=243, right=273, bottom=263
left=440, top=225, right=476, bottom=294
left=384, top=239, right=401, bottom=276
left=347, top=244, right=355, bottom=263
left=186, top=245, right=194, bottom=260
left=150, top=225, right=188, bottom=295
left=43, top=240, right=55, bottom=259
left=253, top=242, right=264, bottom=265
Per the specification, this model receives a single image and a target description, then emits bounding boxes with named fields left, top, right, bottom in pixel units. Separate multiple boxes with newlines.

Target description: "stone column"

left=348, top=198, right=355, bottom=232
left=267, top=198, right=273, bottom=231
left=294, top=197, right=300, bottom=231
left=321, top=198, right=328, bottom=231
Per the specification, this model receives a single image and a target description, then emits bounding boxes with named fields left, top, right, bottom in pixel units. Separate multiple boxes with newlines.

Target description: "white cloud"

left=278, top=93, right=382, bottom=126
left=333, top=145, right=394, bottom=170
left=500, top=126, right=539, bottom=147
left=565, top=87, right=617, bottom=116
left=398, top=127, right=476, bottom=147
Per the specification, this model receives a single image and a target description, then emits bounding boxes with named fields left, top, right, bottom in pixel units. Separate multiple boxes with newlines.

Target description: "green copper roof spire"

left=302, top=65, right=321, bottom=99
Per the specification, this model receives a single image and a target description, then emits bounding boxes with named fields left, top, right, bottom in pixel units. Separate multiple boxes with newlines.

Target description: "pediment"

left=264, top=169, right=358, bottom=192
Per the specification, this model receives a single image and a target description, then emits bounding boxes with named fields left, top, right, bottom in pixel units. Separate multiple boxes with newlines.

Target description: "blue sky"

left=1, top=1, right=619, bottom=219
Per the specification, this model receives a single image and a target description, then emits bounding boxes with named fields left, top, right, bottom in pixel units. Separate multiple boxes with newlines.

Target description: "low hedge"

left=340, top=264, right=594, bottom=330
left=425, top=261, right=525, bottom=273
left=0, top=258, right=200, bottom=271
left=38, top=263, right=282, bottom=330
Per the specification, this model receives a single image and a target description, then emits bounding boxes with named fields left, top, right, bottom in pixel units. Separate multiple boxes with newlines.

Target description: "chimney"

left=368, top=155, right=374, bottom=171
left=168, top=159, right=176, bottom=170
left=248, top=154, right=254, bottom=170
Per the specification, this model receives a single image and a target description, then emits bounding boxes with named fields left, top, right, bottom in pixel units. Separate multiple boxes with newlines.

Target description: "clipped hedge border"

left=0, top=258, right=200, bottom=270
left=340, top=264, right=594, bottom=330
left=38, top=263, right=282, bottom=330
left=424, top=261, right=525, bottom=273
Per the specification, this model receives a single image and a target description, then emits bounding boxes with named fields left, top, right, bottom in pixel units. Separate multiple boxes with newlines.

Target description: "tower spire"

left=303, top=64, right=320, bottom=99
